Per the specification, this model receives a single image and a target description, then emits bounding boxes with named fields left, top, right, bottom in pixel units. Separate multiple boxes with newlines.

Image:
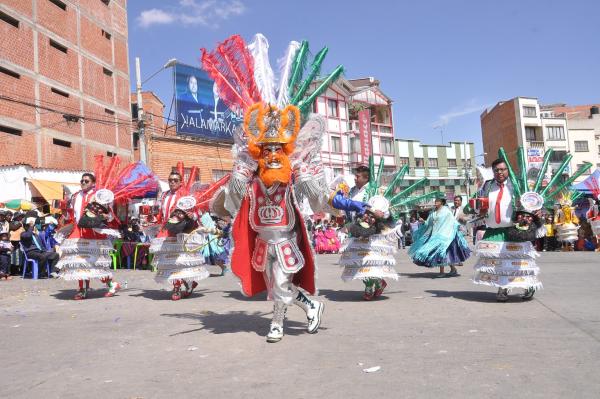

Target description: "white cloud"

left=137, top=0, right=246, bottom=28
left=137, top=9, right=176, bottom=28
left=432, top=101, right=492, bottom=128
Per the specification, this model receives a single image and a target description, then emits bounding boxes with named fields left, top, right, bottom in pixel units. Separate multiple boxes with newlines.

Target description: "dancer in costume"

left=333, top=160, right=444, bottom=299
left=202, top=34, right=343, bottom=342
left=585, top=177, right=600, bottom=250
left=57, top=156, right=157, bottom=300
left=554, top=192, right=580, bottom=251
left=470, top=147, right=591, bottom=301
left=409, top=197, right=471, bottom=278
left=150, top=164, right=228, bottom=300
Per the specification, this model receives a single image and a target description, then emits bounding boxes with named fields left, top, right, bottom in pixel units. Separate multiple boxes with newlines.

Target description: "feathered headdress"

left=201, top=33, right=344, bottom=145
left=92, top=155, right=158, bottom=205
left=496, top=147, right=591, bottom=210
left=361, top=156, right=445, bottom=219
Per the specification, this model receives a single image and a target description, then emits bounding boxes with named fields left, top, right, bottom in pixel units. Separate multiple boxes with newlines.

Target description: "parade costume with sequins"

left=201, top=33, right=343, bottom=342
left=470, top=147, right=591, bottom=299
left=56, top=156, right=157, bottom=300
left=334, top=161, right=445, bottom=299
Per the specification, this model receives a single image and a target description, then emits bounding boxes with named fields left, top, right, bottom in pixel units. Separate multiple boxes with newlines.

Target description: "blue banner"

left=174, top=63, right=240, bottom=142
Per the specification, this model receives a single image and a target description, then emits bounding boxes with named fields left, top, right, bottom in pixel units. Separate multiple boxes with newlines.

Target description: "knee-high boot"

left=294, top=291, right=324, bottom=334
left=266, top=301, right=287, bottom=343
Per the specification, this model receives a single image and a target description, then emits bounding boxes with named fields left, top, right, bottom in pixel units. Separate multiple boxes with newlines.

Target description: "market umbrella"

left=2, top=199, right=35, bottom=210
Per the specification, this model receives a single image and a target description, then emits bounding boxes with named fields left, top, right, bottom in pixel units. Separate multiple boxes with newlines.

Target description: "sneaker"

left=306, top=300, right=324, bottom=334
left=74, top=289, right=87, bottom=300
left=373, top=280, right=388, bottom=297
left=521, top=287, right=535, bottom=301
left=104, top=282, right=121, bottom=297
left=266, top=323, right=284, bottom=343
left=496, top=288, right=509, bottom=302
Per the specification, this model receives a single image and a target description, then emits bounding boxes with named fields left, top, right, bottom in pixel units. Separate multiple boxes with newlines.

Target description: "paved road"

left=1, top=250, right=599, bottom=399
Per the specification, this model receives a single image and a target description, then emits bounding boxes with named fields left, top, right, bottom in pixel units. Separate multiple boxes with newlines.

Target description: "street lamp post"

left=134, top=57, right=177, bottom=164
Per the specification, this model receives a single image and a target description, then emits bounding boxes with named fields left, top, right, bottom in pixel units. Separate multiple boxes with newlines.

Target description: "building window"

left=51, top=87, right=69, bottom=97
left=398, top=157, right=409, bottom=166
left=546, top=126, right=565, bottom=140
left=0, top=66, right=21, bottom=79
left=327, top=99, right=338, bottom=117
left=104, top=108, right=115, bottom=115
left=0, top=11, right=20, bottom=28
left=0, top=125, right=22, bottom=136
left=101, top=0, right=111, bottom=5
left=525, top=126, right=536, bottom=141
left=379, top=125, right=392, bottom=134
left=447, top=159, right=457, bottom=167
left=598, top=145, right=600, bottom=155
left=49, top=39, right=68, bottom=54
left=101, top=29, right=111, bottom=40
left=212, top=169, right=228, bottom=181
left=574, top=141, right=589, bottom=152
left=445, top=186, right=455, bottom=199
left=430, top=185, right=440, bottom=192
left=349, top=136, right=361, bottom=152
left=106, top=151, right=116, bottom=157
left=102, top=67, right=113, bottom=77
left=414, top=158, right=424, bottom=167
left=331, top=136, right=341, bottom=152
left=523, top=106, right=536, bottom=117
left=380, top=138, right=393, bottom=154
left=428, top=158, right=438, bottom=168
left=549, top=150, right=567, bottom=163
left=52, top=138, right=71, bottom=148
left=333, top=167, right=343, bottom=176
left=49, top=0, right=67, bottom=11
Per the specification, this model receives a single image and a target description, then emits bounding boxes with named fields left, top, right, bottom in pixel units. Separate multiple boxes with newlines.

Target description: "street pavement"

left=1, top=250, right=599, bottom=399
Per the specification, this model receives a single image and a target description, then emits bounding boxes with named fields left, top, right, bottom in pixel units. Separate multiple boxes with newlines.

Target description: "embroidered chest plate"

left=249, top=180, right=295, bottom=231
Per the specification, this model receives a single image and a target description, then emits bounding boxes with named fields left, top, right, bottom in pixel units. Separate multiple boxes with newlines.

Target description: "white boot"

left=266, top=302, right=286, bottom=343
left=294, top=291, right=324, bottom=334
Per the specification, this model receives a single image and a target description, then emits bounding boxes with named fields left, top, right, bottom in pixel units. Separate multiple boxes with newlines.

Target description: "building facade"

left=131, top=91, right=233, bottom=183
left=0, top=0, right=132, bottom=170
left=481, top=97, right=600, bottom=184
left=313, top=77, right=396, bottom=181
left=395, top=139, right=477, bottom=201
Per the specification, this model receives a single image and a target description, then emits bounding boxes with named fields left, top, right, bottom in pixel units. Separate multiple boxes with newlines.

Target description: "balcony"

left=526, top=140, right=544, bottom=150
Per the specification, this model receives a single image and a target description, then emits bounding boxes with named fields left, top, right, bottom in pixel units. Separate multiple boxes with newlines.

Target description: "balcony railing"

left=526, top=140, right=544, bottom=150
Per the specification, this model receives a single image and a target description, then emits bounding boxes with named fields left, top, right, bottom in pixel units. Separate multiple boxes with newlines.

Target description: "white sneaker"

left=266, top=323, right=284, bottom=343
left=306, top=300, right=324, bottom=334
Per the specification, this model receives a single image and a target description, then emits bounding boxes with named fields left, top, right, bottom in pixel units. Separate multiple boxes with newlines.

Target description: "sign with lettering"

left=174, top=63, right=240, bottom=142
left=358, top=109, right=372, bottom=161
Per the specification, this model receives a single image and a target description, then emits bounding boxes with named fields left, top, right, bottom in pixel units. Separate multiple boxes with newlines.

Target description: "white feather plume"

left=247, top=33, right=276, bottom=105
left=276, top=40, right=300, bottom=108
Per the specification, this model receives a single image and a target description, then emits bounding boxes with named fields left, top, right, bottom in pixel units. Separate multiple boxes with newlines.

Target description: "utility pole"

left=135, top=57, right=147, bottom=164
left=464, top=141, right=471, bottom=198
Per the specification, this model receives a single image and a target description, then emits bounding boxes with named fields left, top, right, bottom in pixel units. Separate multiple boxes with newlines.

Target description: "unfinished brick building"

left=0, top=0, right=132, bottom=170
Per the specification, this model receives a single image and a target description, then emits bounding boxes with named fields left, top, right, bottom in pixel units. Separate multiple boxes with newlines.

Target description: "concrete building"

left=395, top=139, right=477, bottom=201
left=313, top=77, right=396, bottom=181
left=481, top=97, right=600, bottom=183
left=0, top=0, right=132, bottom=170
left=131, top=92, right=233, bottom=183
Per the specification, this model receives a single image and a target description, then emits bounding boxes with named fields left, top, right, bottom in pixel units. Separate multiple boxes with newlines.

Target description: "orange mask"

left=257, top=144, right=292, bottom=187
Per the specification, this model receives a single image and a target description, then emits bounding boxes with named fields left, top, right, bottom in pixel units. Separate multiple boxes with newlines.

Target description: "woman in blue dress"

left=408, top=198, right=471, bottom=278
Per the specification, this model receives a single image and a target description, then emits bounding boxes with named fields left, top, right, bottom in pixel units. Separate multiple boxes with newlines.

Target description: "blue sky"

left=127, top=0, right=600, bottom=153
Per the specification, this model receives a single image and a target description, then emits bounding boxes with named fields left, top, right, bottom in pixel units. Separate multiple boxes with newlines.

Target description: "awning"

left=27, top=179, right=77, bottom=201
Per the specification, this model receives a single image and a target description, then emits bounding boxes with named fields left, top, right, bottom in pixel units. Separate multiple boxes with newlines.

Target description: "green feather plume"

left=391, top=191, right=445, bottom=210
left=389, top=178, right=428, bottom=206
left=297, top=65, right=344, bottom=115
left=291, top=47, right=328, bottom=105
left=383, top=165, right=409, bottom=198
left=287, top=41, right=309, bottom=100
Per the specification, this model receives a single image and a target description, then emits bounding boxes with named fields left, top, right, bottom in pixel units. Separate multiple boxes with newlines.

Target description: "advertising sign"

left=526, top=148, right=547, bottom=187
left=174, top=63, right=240, bottom=142
left=358, top=109, right=372, bottom=161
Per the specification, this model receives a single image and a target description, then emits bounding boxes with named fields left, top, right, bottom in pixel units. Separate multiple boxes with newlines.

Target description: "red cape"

left=230, top=190, right=316, bottom=297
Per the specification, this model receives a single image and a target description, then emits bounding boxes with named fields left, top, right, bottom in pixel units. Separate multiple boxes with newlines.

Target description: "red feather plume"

left=585, top=175, right=600, bottom=199
left=200, top=35, right=262, bottom=112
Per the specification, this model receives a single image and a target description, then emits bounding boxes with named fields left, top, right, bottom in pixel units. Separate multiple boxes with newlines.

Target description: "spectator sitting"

left=20, top=217, right=60, bottom=277
left=38, top=216, right=59, bottom=251
left=0, top=229, right=12, bottom=280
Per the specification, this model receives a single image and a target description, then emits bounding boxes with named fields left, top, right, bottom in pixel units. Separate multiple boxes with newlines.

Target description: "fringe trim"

left=472, top=272, right=543, bottom=289
left=59, top=239, right=114, bottom=255
left=341, top=265, right=399, bottom=282
left=59, top=268, right=112, bottom=281
left=154, top=266, right=210, bottom=284
left=475, top=240, right=538, bottom=259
